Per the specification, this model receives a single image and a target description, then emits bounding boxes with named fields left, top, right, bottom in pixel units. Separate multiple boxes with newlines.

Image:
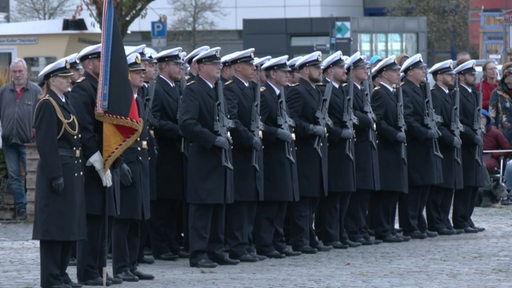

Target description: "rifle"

left=452, top=77, right=463, bottom=164
left=250, top=81, right=264, bottom=171
left=213, top=79, right=234, bottom=169
left=277, top=87, right=296, bottom=163
left=343, top=69, right=357, bottom=161
left=474, top=85, right=484, bottom=165
left=362, top=79, right=377, bottom=149
left=396, top=84, right=407, bottom=164
left=314, top=82, right=333, bottom=157
left=424, top=80, right=444, bottom=159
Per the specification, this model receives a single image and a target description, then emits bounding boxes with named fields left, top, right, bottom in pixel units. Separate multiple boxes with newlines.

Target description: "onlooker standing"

left=476, top=61, right=498, bottom=111
left=0, top=58, right=41, bottom=220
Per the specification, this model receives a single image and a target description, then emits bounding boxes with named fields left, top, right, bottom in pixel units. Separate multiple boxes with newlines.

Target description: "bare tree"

left=12, top=0, right=71, bottom=21
left=169, top=0, right=225, bottom=47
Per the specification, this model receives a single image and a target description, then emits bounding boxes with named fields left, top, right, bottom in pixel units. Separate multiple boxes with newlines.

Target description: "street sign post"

left=151, top=21, right=167, bottom=48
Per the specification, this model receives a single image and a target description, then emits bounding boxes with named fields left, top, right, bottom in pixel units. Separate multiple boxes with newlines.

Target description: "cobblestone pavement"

left=1, top=206, right=511, bottom=288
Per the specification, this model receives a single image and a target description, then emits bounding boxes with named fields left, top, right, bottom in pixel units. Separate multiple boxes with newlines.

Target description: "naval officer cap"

left=193, top=47, right=221, bottom=64
left=453, top=59, right=476, bottom=75
left=428, top=60, right=454, bottom=76
left=77, top=43, right=102, bottom=62
left=155, top=47, right=184, bottom=63
left=125, top=45, right=148, bottom=59
left=262, top=55, right=291, bottom=71
left=288, top=56, right=303, bottom=71
left=400, top=53, right=426, bottom=74
left=295, top=51, right=322, bottom=70
left=320, top=51, right=344, bottom=72
left=345, top=51, right=367, bottom=71
left=185, top=46, right=210, bottom=64
left=38, top=58, right=74, bottom=82
left=230, top=48, right=255, bottom=65
left=63, top=53, right=81, bottom=70
left=254, top=56, right=271, bottom=68
left=371, top=55, right=400, bottom=76
left=127, top=53, right=145, bottom=71
left=221, top=51, right=240, bottom=67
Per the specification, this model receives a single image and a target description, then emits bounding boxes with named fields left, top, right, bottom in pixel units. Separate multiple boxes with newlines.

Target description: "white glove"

left=87, top=151, right=112, bottom=187
left=103, top=169, right=113, bottom=187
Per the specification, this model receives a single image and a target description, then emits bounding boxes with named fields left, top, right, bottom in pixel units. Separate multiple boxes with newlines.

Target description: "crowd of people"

left=2, top=43, right=512, bottom=288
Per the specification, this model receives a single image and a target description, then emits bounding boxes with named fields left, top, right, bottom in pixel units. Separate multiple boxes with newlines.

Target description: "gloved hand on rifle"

left=452, top=136, right=462, bottom=148
left=51, top=176, right=64, bottom=194
left=340, top=128, right=353, bottom=139
left=309, top=124, right=325, bottom=137
left=252, top=136, right=262, bottom=150
left=473, top=134, right=483, bottom=146
left=276, top=129, right=294, bottom=142
left=214, top=136, right=230, bottom=150
left=395, top=132, right=406, bottom=143
left=425, top=129, right=438, bottom=140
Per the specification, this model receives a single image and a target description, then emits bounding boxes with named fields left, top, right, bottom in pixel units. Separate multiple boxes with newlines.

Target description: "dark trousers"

left=345, top=190, right=370, bottom=241
left=289, top=197, right=318, bottom=249
left=40, top=240, right=73, bottom=288
left=253, top=201, right=287, bottom=254
left=77, top=214, right=106, bottom=282
left=137, top=219, right=149, bottom=260
left=188, top=203, right=225, bottom=264
left=149, top=199, right=184, bottom=257
left=452, top=186, right=478, bottom=229
left=370, top=191, right=399, bottom=239
left=427, top=186, right=454, bottom=231
left=338, top=193, right=352, bottom=242
left=112, top=218, right=140, bottom=274
left=399, top=185, right=430, bottom=233
left=316, top=193, right=341, bottom=243
left=226, top=201, right=258, bottom=257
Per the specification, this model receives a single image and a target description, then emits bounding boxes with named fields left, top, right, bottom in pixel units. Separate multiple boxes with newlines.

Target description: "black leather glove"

left=51, top=177, right=64, bottom=194
left=426, top=129, right=437, bottom=140
left=276, top=129, right=294, bottom=142
left=214, top=136, right=229, bottom=150
left=452, top=136, right=462, bottom=148
left=340, top=128, right=353, bottom=139
left=395, top=132, right=406, bottom=143
left=309, top=124, right=325, bottom=136
left=252, top=137, right=262, bottom=150
left=120, top=163, right=133, bottom=186
left=473, top=135, right=483, bottom=146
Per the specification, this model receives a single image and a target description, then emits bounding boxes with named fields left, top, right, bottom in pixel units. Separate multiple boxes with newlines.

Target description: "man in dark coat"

left=254, top=55, right=300, bottom=258
left=399, top=53, right=443, bottom=239
left=370, top=55, right=408, bottom=243
left=149, top=47, right=187, bottom=261
left=33, top=58, right=85, bottom=288
left=343, top=52, right=381, bottom=245
left=67, top=44, right=118, bottom=286
left=285, top=51, right=331, bottom=254
left=427, top=60, right=463, bottom=235
left=452, top=59, right=487, bottom=233
left=315, top=51, right=356, bottom=249
left=178, top=47, right=239, bottom=268
left=184, top=46, right=210, bottom=83
left=223, top=48, right=264, bottom=262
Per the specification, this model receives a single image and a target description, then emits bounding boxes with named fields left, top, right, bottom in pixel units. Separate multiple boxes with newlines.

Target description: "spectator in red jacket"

left=482, top=109, right=510, bottom=172
left=476, top=61, right=499, bottom=111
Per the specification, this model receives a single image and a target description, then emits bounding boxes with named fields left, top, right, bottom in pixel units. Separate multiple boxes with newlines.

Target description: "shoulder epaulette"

left=186, top=80, right=195, bottom=86
left=224, top=80, right=233, bottom=86
left=400, top=81, right=405, bottom=87
left=342, top=83, right=348, bottom=87
left=289, top=83, right=299, bottom=87
left=260, top=86, right=266, bottom=92
left=185, top=75, right=191, bottom=80
left=75, top=76, right=85, bottom=83
left=374, top=86, right=381, bottom=90
left=316, top=82, right=326, bottom=86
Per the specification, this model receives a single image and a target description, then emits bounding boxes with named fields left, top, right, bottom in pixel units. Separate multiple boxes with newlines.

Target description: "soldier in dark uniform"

left=111, top=53, right=154, bottom=282
left=314, top=51, right=355, bottom=249
left=286, top=51, right=331, bottom=254
left=370, top=55, right=408, bottom=243
left=287, top=56, right=302, bottom=85
left=68, top=44, right=118, bottom=286
left=399, top=53, right=443, bottom=239
left=427, top=60, right=463, bottom=235
left=254, top=55, right=301, bottom=258
left=254, top=56, right=271, bottom=84
left=33, top=58, right=85, bottom=288
left=179, top=47, right=239, bottom=268
left=63, top=53, right=84, bottom=86
left=184, top=46, right=210, bottom=83
left=223, top=48, right=264, bottom=262
left=149, top=47, right=187, bottom=261
left=220, top=51, right=237, bottom=84
left=344, top=52, right=381, bottom=245
left=452, top=59, right=487, bottom=233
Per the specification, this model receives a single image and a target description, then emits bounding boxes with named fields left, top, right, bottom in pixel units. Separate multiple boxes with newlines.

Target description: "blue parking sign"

left=151, top=21, right=167, bottom=38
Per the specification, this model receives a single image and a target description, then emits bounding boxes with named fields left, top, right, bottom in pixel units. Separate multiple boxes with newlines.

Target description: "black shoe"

left=234, top=253, right=259, bottom=262
left=406, top=231, right=427, bottom=239
left=213, top=256, right=240, bottom=265
left=379, top=235, right=402, bottom=243
left=190, top=258, right=218, bottom=268
left=397, top=234, right=411, bottom=242
left=342, top=240, right=362, bottom=247
left=63, top=278, right=82, bottom=288
left=79, top=277, right=112, bottom=286
left=114, top=270, right=138, bottom=282
left=313, top=243, right=332, bottom=251
left=464, top=227, right=479, bottom=233
left=130, top=269, right=154, bottom=280
left=262, top=250, right=285, bottom=259
left=279, top=247, right=301, bottom=256
left=138, top=255, right=155, bottom=264
left=178, top=250, right=190, bottom=258
left=156, top=252, right=179, bottom=261
left=325, top=241, right=349, bottom=249
left=437, top=228, right=455, bottom=236
left=472, top=226, right=485, bottom=232
left=49, top=284, right=73, bottom=288
left=16, top=208, right=27, bottom=220
left=107, top=276, right=122, bottom=285
left=294, top=246, right=317, bottom=254
left=249, top=252, right=267, bottom=261
left=425, top=230, right=438, bottom=238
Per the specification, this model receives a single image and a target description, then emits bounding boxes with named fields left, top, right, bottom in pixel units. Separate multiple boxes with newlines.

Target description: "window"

left=358, top=33, right=417, bottom=59
left=24, top=56, right=57, bottom=81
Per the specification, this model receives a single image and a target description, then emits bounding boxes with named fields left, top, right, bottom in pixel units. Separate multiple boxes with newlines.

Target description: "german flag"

left=95, top=0, right=142, bottom=170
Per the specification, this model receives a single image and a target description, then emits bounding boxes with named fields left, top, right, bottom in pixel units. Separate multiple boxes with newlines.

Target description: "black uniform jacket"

left=260, top=82, right=299, bottom=201
left=68, top=71, right=119, bottom=216
left=372, top=84, right=408, bottom=193
left=402, top=78, right=443, bottom=186
left=431, top=84, right=463, bottom=189
left=152, top=75, right=185, bottom=200
left=32, top=90, right=86, bottom=241
left=224, top=77, right=264, bottom=201
left=286, top=77, right=327, bottom=197
left=179, top=76, right=234, bottom=204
